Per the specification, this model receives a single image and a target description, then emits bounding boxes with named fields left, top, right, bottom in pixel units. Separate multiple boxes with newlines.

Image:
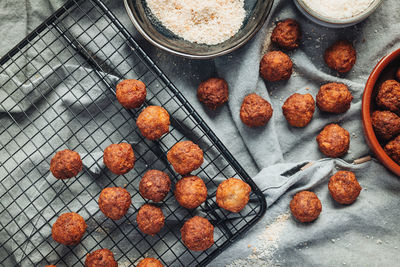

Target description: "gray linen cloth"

left=1, top=0, right=400, bottom=266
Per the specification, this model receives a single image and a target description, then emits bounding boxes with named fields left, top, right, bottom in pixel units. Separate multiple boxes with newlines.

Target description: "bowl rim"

left=123, top=0, right=274, bottom=59
left=362, top=48, right=400, bottom=176
left=295, top=0, right=383, bottom=25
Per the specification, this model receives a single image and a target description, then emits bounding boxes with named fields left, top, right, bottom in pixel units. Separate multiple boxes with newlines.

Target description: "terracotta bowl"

left=362, top=48, right=400, bottom=176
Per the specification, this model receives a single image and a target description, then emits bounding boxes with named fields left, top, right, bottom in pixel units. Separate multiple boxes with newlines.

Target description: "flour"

left=301, top=0, right=375, bottom=20
left=227, top=213, right=290, bottom=266
left=146, top=0, right=246, bottom=45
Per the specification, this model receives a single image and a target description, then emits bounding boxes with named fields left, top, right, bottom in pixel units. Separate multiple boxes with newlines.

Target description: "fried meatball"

left=99, top=187, right=131, bottom=220
left=384, top=135, right=400, bottom=164
left=282, top=93, right=315, bottom=127
left=139, top=170, right=171, bottom=202
left=50, top=149, right=82, bottom=179
left=46, top=265, right=57, bottom=267
left=181, top=216, right=214, bottom=251
left=167, top=141, right=204, bottom=175
left=271, top=18, right=301, bottom=50
left=324, top=40, right=356, bottom=73
left=316, top=83, right=353, bottom=114
left=240, top=93, right=273, bottom=127
left=216, top=178, right=251, bottom=213
left=174, top=176, right=207, bottom=209
left=103, top=143, right=135, bottom=175
left=137, top=258, right=163, bottom=267
left=116, top=79, right=146, bottom=109
left=316, top=124, right=350, bottom=158
left=376, top=80, right=400, bottom=113
left=197, top=78, right=229, bottom=110
left=371, top=110, right=400, bottom=140
left=85, top=249, right=118, bottom=267
left=328, top=171, right=361, bottom=205
left=51, top=212, right=86, bottom=245
left=396, top=67, right=400, bottom=81
left=260, top=51, right=293, bottom=82
left=136, top=106, right=170, bottom=140
left=290, top=191, right=322, bottom=223
left=136, top=204, right=165, bottom=236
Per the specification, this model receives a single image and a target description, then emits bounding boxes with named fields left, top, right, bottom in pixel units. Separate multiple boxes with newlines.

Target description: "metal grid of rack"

left=0, top=0, right=266, bottom=266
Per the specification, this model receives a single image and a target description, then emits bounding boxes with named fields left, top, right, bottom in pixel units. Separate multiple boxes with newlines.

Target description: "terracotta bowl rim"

left=362, top=48, right=400, bottom=176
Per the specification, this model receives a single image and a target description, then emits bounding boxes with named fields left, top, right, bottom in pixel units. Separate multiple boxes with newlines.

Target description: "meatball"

left=316, top=83, right=353, bottom=114
left=103, top=143, right=135, bottom=175
left=216, top=178, right=251, bottom=213
left=376, top=80, right=400, bottom=113
left=197, top=78, right=229, bottom=110
left=396, top=67, right=400, bottom=81
left=136, top=106, right=170, bottom=140
left=324, top=40, right=356, bottom=73
left=137, top=258, right=164, bottom=267
left=50, top=149, right=82, bottom=179
left=167, top=141, right=204, bottom=175
left=136, top=204, right=165, bottom=236
left=260, top=51, right=293, bottom=82
left=282, top=93, right=315, bottom=127
left=181, top=216, right=214, bottom=251
left=371, top=110, right=400, bottom=140
left=98, top=187, right=131, bottom=220
left=316, top=124, right=350, bottom=158
left=51, top=212, right=86, bottom=245
left=290, top=191, right=322, bottom=223
left=384, top=135, right=400, bottom=164
left=240, top=93, right=273, bottom=127
left=174, top=176, right=207, bottom=209
left=116, top=79, right=146, bottom=109
left=328, top=171, right=361, bottom=205
left=85, top=249, right=117, bottom=267
left=139, top=170, right=171, bottom=202
left=46, top=265, right=57, bottom=267
left=271, top=18, right=301, bottom=50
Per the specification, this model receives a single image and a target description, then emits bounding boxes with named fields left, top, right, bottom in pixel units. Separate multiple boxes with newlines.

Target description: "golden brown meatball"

left=396, top=67, right=400, bottom=81
left=181, top=216, right=214, bottom=251
left=260, top=51, right=293, bottom=82
left=324, top=40, right=356, bottom=73
left=384, top=135, right=400, bottom=164
left=116, top=79, right=146, bottom=109
left=282, top=93, right=315, bottom=127
left=290, top=191, right=322, bottom=223
left=316, top=124, right=350, bottom=158
left=271, top=18, right=301, bottom=50
left=137, top=258, right=163, bottom=267
left=197, top=78, right=229, bottom=110
left=136, top=204, right=165, bottom=236
left=376, top=80, right=400, bottom=113
left=45, top=265, right=57, bottom=267
left=51, top=212, right=86, bottom=245
left=174, top=176, right=207, bottom=209
left=328, top=171, right=361, bottom=205
left=167, top=141, right=204, bottom=175
left=85, top=248, right=118, bottom=267
left=316, top=83, right=353, bottom=114
left=240, top=93, right=273, bottom=127
left=139, top=170, right=171, bottom=202
left=99, top=187, right=131, bottom=220
left=216, top=178, right=251, bottom=213
left=136, top=106, right=170, bottom=140
left=50, top=149, right=82, bottom=179
left=371, top=110, right=400, bottom=141
left=103, top=143, right=135, bottom=175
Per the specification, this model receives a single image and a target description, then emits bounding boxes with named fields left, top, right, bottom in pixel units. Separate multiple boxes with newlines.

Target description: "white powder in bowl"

left=302, top=0, right=375, bottom=20
left=145, top=0, right=246, bottom=45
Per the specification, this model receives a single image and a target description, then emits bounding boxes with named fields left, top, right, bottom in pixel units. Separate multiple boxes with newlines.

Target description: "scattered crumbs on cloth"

left=227, top=213, right=290, bottom=266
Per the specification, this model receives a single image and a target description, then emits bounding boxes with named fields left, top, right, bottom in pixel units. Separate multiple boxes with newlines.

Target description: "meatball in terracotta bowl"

left=362, top=48, right=400, bottom=176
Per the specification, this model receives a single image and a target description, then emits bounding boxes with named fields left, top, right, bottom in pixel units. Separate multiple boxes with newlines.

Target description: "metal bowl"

left=293, top=0, right=383, bottom=28
left=123, top=0, right=274, bottom=59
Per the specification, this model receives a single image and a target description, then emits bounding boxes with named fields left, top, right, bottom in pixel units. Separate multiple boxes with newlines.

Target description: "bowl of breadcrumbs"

left=124, top=0, right=274, bottom=59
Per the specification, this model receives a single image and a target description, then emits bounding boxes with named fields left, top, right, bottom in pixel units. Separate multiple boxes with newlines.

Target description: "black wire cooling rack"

left=0, top=0, right=267, bottom=266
